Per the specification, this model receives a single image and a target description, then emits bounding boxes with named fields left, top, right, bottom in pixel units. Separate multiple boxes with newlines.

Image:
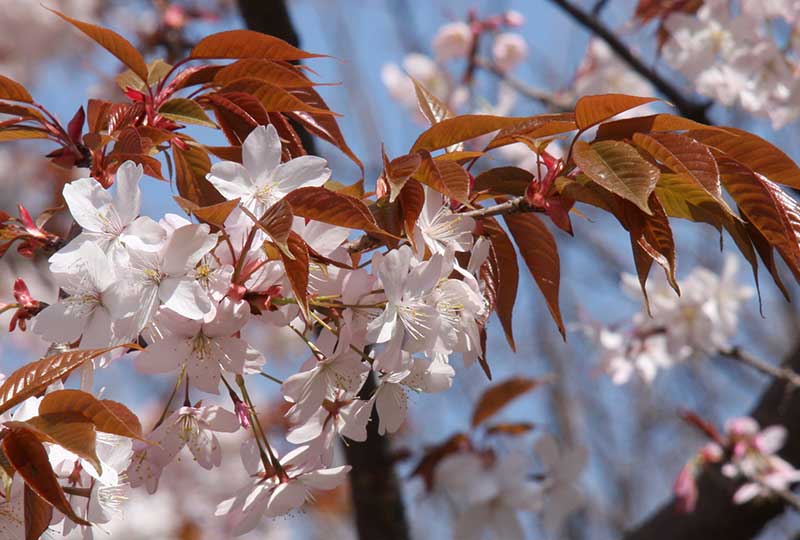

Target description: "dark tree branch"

left=343, top=373, right=410, bottom=540
left=546, top=0, right=712, bottom=124
left=622, top=344, right=800, bottom=540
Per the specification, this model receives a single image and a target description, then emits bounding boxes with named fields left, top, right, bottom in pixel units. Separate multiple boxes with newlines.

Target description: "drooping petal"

left=113, top=161, right=144, bottom=225
left=207, top=161, right=254, bottom=200
left=243, top=124, right=282, bottom=183
left=159, top=277, right=213, bottom=320
left=63, top=177, right=113, bottom=232
left=135, top=337, right=190, bottom=374
left=162, top=224, right=217, bottom=276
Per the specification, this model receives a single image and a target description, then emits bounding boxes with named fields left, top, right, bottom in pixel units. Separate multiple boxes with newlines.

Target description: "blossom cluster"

left=0, top=123, right=508, bottom=537
left=661, top=0, right=800, bottom=128
left=580, top=256, right=754, bottom=385
left=675, top=415, right=800, bottom=511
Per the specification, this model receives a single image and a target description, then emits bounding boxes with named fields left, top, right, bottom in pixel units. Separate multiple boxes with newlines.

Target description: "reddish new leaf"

left=158, top=98, right=216, bottom=128
left=411, top=115, right=540, bottom=153
left=633, top=132, right=723, bottom=202
left=595, top=113, right=721, bottom=140
left=191, top=30, right=325, bottom=61
left=172, top=140, right=223, bottom=207
left=473, top=167, right=534, bottom=198
left=483, top=113, right=577, bottom=151
left=719, top=158, right=800, bottom=279
left=410, top=77, right=451, bottom=125
left=280, top=232, right=310, bottom=319
left=9, top=413, right=101, bottom=475
left=397, top=180, right=425, bottom=243
left=690, top=127, right=800, bottom=189
left=481, top=218, right=519, bottom=351
left=24, top=485, right=52, bottom=540
left=414, top=151, right=470, bottom=203
left=0, top=347, right=124, bottom=416
left=0, top=74, right=33, bottom=104
left=574, top=94, right=659, bottom=131
left=214, top=59, right=316, bottom=88
left=48, top=9, right=148, bottom=82
left=285, top=187, right=386, bottom=234
left=288, top=87, right=364, bottom=172
left=38, top=390, right=144, bottom=440
left=504, top=212, right=565, bottom=339
left=471, top=377, right=543, bottom=427
left=573, top=140, right=659, bottom=214
left=1, top=428, right=89, bottom=526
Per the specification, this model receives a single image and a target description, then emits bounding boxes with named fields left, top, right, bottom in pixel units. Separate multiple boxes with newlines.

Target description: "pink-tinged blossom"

left=434, top=452, right=543, bottom=540
left=287, top=395, right=372, bottom=465
left=136, top=298, right=261, bottom=394
left=372, top=354, right=455, bottom=435
left=414, top=187, right=474, bottom=257
left=367, top=245, right=449, bottom=372
left=50, top=433, right=133, bottom=539
left=34, top=241, right=126, bottom=348
left=105, top=222, right=218, bottom=328
left=128, top=405, right=239, bottom=494
left=534, top=434, right=588, bottom=532
left=281, top=330, right=370, bottom=423
left=720, top=417, right=800, bottom=504
left=206, top=124, right=330, bottom=217
left=492, top=32, right=528, bottom=72
left=52, top=161, right=164, bottom=268
left=216, top=443, right=350, bottom=536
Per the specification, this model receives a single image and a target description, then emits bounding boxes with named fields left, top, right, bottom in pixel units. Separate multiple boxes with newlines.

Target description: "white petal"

left=273, top=155, right=330, bottom=193
left=63, top=177, right=113, bottom=232
left=243, top=124, right=282, bottom=180
left=113, top=161, right=143, bottom=225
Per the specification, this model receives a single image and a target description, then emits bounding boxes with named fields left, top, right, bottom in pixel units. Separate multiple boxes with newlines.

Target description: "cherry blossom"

left=136, top=298, right=261, bottom=394
left=206, top=124, right=331, bottom=216
left=216, top=443, right=350, bottom=536
left=432, top=21, right=473, bottom=61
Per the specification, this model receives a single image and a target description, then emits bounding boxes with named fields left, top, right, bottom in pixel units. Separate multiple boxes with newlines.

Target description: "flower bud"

left=432, top=22, right=473, bottom=61
left=492, top=33, right=528, bottom=72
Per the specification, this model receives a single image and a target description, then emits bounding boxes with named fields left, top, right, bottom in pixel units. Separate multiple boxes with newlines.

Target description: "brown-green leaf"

left=482, top=218, right=519, bottom=351
left=38, top=390, right=144, bottom=441
left=411, top=115, right=539, bottom=153
left=573, top=140, right=659, bottom=214
left=158, top=98, right=217, bottom=128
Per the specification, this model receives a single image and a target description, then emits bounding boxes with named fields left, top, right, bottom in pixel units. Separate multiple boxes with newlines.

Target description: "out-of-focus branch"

left=474, top=57, right=573, bottom=111
left=545, top=0, right=712, bottom=124
left=720, top=347, right=800, bottom=389
left=622, top=343, right=800, bottom=540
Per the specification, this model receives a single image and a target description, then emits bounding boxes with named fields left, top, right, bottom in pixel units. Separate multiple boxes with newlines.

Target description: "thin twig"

left=460, top=196, right=538, bottom=219
left=546, top=0, right=712, bottom=123
left=474, top=57, right=573, bottom=111
left=720, top=347, right=800, bottom=389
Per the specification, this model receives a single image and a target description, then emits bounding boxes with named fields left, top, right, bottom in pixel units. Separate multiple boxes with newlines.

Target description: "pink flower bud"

left=504, top=10, right=526, bottom=27
left=673, top=463, right=698, bottom=513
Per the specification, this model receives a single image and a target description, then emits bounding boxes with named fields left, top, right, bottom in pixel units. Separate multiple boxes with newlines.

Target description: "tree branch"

left=720, top=347, right=800, bottom=390
left=474, top=57, right=572, bottom=111
left=545, top=0, right=712, bottom=124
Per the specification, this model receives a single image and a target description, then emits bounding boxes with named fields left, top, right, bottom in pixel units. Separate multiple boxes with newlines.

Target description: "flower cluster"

left=580, top=256, right=754, bottom=385
left=661, top=0, right=800, bottom=128
left=3, top=123, right=504, bottom=536
left=675, top=415, right=800, bottom=511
